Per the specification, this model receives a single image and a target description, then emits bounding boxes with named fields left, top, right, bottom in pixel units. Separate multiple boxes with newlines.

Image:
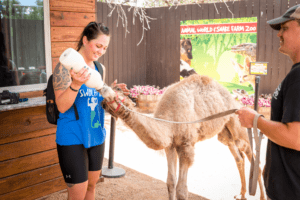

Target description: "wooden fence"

left=97, top=3, right=147, bottom=88
left=97, top=0, right=299, bottom=94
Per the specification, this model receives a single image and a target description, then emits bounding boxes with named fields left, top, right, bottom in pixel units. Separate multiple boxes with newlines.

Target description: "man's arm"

left=236, top=107, right=300, bottom=151
left=257, top=116, right=300, bottom=150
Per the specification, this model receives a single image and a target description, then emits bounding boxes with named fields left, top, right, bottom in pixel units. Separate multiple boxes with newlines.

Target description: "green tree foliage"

left=1, top=0, right=21, bottom=18
left=1, top=0, right=43, bottom=20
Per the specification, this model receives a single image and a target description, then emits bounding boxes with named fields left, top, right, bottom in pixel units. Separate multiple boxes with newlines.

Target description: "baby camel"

left=99, top=74, right=265, bottom=200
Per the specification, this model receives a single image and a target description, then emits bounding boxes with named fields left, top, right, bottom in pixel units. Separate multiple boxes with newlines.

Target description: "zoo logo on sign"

left=180, top=22, right=257, bottom=35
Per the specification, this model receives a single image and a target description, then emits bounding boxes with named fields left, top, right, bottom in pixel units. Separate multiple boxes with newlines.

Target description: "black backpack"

left=44, top=61, right=103, bottom=125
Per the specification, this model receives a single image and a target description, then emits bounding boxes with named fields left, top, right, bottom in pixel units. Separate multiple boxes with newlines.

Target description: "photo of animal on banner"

left=180, top=17, right=258, bottom=99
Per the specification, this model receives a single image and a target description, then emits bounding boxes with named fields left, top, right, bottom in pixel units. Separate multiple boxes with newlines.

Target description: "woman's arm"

left=53, top=63, right=90, bottom=113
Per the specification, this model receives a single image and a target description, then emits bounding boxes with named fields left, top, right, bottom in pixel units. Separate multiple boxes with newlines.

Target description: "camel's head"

left=99, top=83, right=135, bottom=119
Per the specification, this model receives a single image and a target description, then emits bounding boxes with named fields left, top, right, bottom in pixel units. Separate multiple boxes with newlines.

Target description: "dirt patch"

left=41, top=158, right=208, bottom=200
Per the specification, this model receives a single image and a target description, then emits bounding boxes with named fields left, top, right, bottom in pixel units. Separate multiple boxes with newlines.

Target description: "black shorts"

left=56, top=143, right=105, bottom=184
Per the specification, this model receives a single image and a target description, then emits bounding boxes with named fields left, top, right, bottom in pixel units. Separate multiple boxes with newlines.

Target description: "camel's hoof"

left=234, top=194, right=247, bottom=200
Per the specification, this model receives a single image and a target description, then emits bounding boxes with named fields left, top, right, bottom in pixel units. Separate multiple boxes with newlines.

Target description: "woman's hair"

left=76, top=22, right=110, bottom=51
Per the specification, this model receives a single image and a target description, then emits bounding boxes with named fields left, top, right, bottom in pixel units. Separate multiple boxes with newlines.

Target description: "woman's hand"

left=112, top=80, right=130, bottom=95
left=117, top=83, right=130, bottom=95
left=69, top=67, right=91, bottom=89
left=235, top=107, right=258, bottom=128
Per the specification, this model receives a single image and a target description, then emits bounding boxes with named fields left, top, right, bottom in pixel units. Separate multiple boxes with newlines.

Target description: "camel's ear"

left=238, top=63, right=245, bottom=70
left=110, top=79, right=118, bottom=88
left=186, top=38, right=192, bottom=45
left=244, top=56, right=251, bottom=70
left=180, top=39, right=184, bottom=44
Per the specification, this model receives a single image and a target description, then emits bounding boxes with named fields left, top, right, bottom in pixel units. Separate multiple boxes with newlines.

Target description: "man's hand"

left=112, top=80, right=130, bottom=96
left=235, top=107, right=258, bottom=128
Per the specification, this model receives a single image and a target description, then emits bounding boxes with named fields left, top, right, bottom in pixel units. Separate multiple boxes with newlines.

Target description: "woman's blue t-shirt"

left=56, top=67, right=106, bottom=148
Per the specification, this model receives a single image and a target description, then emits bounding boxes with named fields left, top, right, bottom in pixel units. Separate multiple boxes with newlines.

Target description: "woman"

left=53, top=22, right=111, bottom=200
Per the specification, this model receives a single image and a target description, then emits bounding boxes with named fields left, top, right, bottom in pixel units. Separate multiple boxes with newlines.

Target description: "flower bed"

left=129, top=85, right=166, bottom=98
left=240, top=96, right=271, bottom=107
left=240, top=96, right=271, bottom=120
left=129, top=85, right=166, bottom=113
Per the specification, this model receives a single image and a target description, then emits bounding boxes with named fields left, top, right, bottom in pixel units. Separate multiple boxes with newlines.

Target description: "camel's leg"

left=165, top=146, right=178, bottom=200
left=176, top=144, right=195, bottom=200
left=226, top=117, right=266, bottom=200
left=218, top=127, right=247, bottom=200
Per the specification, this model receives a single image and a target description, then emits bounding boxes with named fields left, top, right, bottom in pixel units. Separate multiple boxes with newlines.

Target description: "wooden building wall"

left=98, top=0, right=299, bottom=94
left=0, top=107, right=62, bottom=200
left=0, top=0, right=97, bottom=199
left=50, top=0, right=96, bottom=72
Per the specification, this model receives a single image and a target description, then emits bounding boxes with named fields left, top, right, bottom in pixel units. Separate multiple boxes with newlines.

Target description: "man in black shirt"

left=236, top=4, right=300, bottom=200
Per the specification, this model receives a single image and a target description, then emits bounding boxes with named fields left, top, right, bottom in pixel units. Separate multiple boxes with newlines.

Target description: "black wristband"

left=69, top=85, right=79, bottom=92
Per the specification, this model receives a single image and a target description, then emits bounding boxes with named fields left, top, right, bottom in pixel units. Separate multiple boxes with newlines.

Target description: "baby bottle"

left=59, top=48, right=104, bottom=90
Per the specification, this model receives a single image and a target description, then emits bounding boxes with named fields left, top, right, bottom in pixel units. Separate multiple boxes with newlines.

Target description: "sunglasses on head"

left=88, top=22, right=108, bottom=31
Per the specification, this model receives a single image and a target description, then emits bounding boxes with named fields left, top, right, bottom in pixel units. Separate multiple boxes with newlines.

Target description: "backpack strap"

left=93, top=61, right=103, bottom=78
left=74, top=104, right=79, bottom=120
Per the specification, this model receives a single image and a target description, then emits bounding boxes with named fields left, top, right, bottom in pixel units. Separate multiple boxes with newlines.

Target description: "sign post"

left=250, top=62, right=268, bottom=110
left=102, top=116, right=126, bottom=178
left=247, top=62, right=268, bottom=195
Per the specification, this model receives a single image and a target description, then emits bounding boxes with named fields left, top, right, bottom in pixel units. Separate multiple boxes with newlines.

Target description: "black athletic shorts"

left=56, top=142, right=105, bottom=184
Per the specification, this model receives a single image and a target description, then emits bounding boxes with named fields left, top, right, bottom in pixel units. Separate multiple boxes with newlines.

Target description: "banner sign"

left=180, top=17, right=258, bottom=96
left=180, top=22, right=257, bottom=35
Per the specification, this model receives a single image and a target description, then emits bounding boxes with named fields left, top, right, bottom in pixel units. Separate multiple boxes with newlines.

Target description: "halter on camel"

left=106, top=92, right=125, bottom=113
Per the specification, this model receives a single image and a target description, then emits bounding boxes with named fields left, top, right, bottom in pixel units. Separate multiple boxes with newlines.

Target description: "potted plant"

left=129, top=85, right=166, bottom=113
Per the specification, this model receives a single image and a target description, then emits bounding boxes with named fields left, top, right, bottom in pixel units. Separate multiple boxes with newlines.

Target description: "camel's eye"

left=101, top=101, right=106, bottom=109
